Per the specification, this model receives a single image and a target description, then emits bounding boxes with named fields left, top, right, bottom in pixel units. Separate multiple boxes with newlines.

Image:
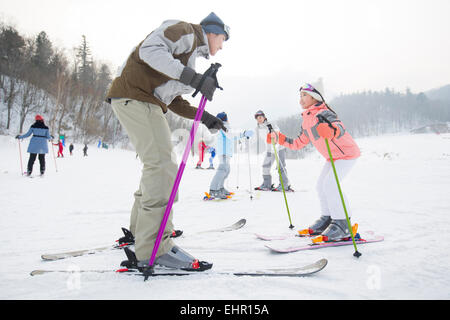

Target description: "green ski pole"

left=267, top=124, right=294, bottom=229
left=318, top=115, right=361, bottom=258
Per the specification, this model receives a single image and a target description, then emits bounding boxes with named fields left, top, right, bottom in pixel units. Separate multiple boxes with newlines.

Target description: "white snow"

left=0, top=132, right=449, bottom=300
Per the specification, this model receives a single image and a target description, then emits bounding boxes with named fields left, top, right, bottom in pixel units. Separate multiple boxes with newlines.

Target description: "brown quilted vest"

left=106, top=22, right=206, bottom=113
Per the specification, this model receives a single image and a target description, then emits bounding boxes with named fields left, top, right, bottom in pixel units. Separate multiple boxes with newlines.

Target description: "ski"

left=30, top=258, right=327, bottom=277
left=265, top=235, right=384, bottom=253
left=40, top=243, right=131, bottom=261
left=196, top=218, right=246, bottom=234
left=40, top=219, right=246, bottom=261
left=255, top=232, right=312, bottom=241
left=256, top=224, right=361, bottom=241
left=271, top=188, right=295, bottom=193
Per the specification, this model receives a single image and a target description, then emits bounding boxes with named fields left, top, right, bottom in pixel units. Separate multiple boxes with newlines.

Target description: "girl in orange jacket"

left=269, top=83, right=360, bottom=241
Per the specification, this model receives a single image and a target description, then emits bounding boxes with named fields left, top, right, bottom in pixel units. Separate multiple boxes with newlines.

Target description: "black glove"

left=15, top=135, right=20, bottom=139
left=180, top=67, right=217, bottom=101
left=201, top=111, right=227, bottom=132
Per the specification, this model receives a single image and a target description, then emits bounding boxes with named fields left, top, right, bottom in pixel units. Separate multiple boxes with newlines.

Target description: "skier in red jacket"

left=53, top=140, right=64, bottom=157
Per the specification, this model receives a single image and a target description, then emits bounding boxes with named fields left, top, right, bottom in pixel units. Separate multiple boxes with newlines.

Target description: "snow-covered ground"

left=0, top=132, right=449, bottom=300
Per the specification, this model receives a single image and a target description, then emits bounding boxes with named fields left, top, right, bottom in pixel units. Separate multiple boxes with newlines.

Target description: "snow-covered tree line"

left=275, top=86, right=450, bottom=159
left=0, top=22, right=191, bottom=148
left=0, top=23, right=111, bottom=143
left=2, top=21, right=449, bottom=151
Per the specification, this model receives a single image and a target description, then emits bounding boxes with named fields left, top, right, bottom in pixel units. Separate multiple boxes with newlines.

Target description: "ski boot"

left=195, top=164, right=203, bottom=169
left=272, top=184, right=294, bottom=192
left=254, top=183, right=274, bottom=191
left=313, top=219, right=352, bottom=242
left=121, top=246, right=212, bottom=272
left=254, top=175, right=272, bottom=191
left=298, top=215, right=332, bottom=236
left=208, top=189, right=228, bottom=200
left=220, top=188, right=234, bottom=196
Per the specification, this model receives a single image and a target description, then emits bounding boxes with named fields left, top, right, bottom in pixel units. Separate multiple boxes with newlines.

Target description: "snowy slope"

left=0, top=133, right=449, bottom=299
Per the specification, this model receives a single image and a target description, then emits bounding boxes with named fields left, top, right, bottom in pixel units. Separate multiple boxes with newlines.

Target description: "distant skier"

left=69, top=143, right=74, bottom=156
left=254, top=110, right=292, bottom=192
left=53, top=140, right=64, bottom=158
left=195, top=140, right=207, bottom=169
left=270, top=82, right=360, bottom=241
left=208, top=112, right=233, bottom=199
left=83, top=144, right=88, bottom=156
left=207, top=146, right=216, bottom=169
left=15, top=114, right=53, bottom=176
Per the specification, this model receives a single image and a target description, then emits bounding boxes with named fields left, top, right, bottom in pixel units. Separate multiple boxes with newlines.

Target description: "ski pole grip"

left=267, top=124, right=277, bottom=144
left=192, top=63, right=223, bottom=98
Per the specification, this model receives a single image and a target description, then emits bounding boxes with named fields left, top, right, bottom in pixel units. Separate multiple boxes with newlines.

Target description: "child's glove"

left=266, top=132, right=286, bottom=144
left=266, top=132, right=276, bottom=144
left=317, top=123, right=338, bottom=139
left=242, top=130, right=254, bottom=138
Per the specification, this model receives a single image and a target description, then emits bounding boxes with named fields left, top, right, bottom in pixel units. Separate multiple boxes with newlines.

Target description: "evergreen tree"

left=32, top=31, right=53, bottom=72
left=0, top=25, right=25, bottom=129
left=76, top=35, right=94, bottom=90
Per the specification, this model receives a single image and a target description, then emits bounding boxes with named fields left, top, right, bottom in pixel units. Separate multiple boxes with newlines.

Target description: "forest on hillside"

left=275, top=84, right=450, bottom=158
left=1, top=21, right=449, bottom=153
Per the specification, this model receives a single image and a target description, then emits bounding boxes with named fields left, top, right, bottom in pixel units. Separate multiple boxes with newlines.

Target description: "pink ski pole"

left=144, top=63, right=222, bottom=280
left=18, top=138, right=24, bottom=175
left=50, top=140, right=58, bottom=172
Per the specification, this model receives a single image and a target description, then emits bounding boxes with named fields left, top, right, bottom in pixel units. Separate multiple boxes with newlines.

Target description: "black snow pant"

left=27, top=153, right=45, bottom=174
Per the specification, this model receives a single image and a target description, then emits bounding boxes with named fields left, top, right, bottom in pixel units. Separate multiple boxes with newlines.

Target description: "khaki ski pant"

left=111, top=98, right=178, bottom=261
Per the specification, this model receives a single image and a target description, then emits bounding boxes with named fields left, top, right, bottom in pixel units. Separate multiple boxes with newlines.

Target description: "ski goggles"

left=299, top=83, right=319, bottom=93
left=223, top=24, right=231, bottom=40
left=299, top=83, right=325, bottom=102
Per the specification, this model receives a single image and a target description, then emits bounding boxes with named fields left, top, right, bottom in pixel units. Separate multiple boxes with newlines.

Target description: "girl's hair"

left=312, top=90, right=337, bottom=115
left=324, top=102, right=337, bottom=115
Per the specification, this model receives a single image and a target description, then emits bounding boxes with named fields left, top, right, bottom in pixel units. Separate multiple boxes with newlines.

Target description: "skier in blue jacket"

left=16, top=114, right=53, bottom=176
left=208, top=112, right=253, bottom=199
left=209, top=112, right=232, bottom=199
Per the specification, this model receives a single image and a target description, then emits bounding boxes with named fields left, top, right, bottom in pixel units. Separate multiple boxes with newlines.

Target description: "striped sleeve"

left=316, top=110, right=345, bottom=138
left=280, top=128, right=310, bottom=150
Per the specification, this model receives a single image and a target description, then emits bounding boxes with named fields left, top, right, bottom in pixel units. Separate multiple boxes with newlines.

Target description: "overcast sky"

left=1, top=0, right=450, bottom=128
